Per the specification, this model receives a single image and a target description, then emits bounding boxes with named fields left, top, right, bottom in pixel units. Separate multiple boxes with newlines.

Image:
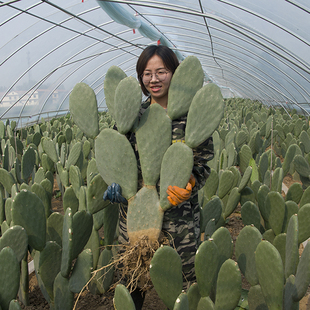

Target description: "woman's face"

left=142, top=54, right=172, bottom=107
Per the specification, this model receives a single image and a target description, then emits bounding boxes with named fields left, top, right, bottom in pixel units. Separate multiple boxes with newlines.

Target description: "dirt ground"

left=18, top=174, right=310, bottom=310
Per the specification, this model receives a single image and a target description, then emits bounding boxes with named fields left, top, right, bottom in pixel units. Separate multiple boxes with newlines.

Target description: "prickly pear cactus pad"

left=159, top=142, right=193, bottom=211
left=149, top=246, right=183, bottom=310
left=11, top=189, right=46, bottom=251
left=0, top=247, right=20, bottom=310
left=104, top=65, right=127, bottom=120
left=136, top=103, right=172, bottom=186
left=69, top=82, right=99, bottom=139
left=95, top=128, right=138, bottom=200
left=167, top=56, right=204, bottom=120
left=185, top=83, right=224, bottom=149
left=127, top=186, right=164, bottom=243
left=113, top=76, right=142, bottom=135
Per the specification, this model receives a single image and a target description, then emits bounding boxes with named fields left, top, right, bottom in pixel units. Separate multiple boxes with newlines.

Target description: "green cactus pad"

left=284, top=274, right=299, bottom=310
left=1, top=221, right=9, bottom=235
left=201, top=196, right=223, bottom=232
left=62, top=186, right=78, bottom=215
left=39, top=241, right=62, bottom=300
left=223, top=187, right=240, bottom=218
left=248, top=285, right=268, bottom=310
left=69, top=83, right=99, bottom=139
left=204, top=219, right=216, bottom=240
left=0, top=168, right=15, bottom=195
left=285, top=214, right=299, bottom=279
left=86, top=173, right=109, bottom=214
left=92, top=207, right=105, bottom=230
left=159, top=142, right=193, bottom=211
left=294, top=242, right=310, bottom=301
left=69, top=249, right=93, bottom=293
left=235, top=225, right=262, bottom=286
left=86, top=158, right=99, bottom=184
left=4, top=198, right=13, bottom=226
left=42, top=137, right=58, bottom=163
left=0, top=247, right=20, bottom=310
left=239, top=144, right=252, bottom=174
left=92, top=248, right=114, bottom=294
left=197, top=297, right=215, bottom=310
left=187, top=283, right=201, bottom=310
left=195, top=239, right=219, bottom=297
left=173, top=292, right=189, bottom=310
left=72, top=210, right=93, bottom=259
left=8, top=300, right=22, bottom=310
left=185, top=83, right=224, bottom=149
left=104, top=66, right=127, bottom=120
left=69, top=165, right=82, bottom=200
left=257, top=184, right=269, bottom=221
left=149, top=246, right=183, bottom=310
left=218, top=170, right=234, bottom=199
left=265, top=191, right=286, bottom=235
left=202, top=168, right=219, bottom=200
left=285, top=182, right=303, bottom=204
left=241, top=202, right=261, bottom=230
left=299, top=186, right=310, bottom=208
left=113, top=76, right=142, bottom=135
left=85, top=226, right=100, bottom=270
left=214, top=259, right=242, bottom=310
left=65, top=141, right=82, bottom=169
left=113, top=284, right=136, bottom=310
left=211, top=227, right=233, bottom=267
left=53, top=272, right=74, bottom=310
left=95, top=128, right=138, bottom=200
left=31, top=183, right=50, bottom=219
left=273, top=233, right=287, bottom=269
left=238, top=166, right=252, bottom=193
left=61, top=208, right=73, bottom=278
left=56, top=162, right=69, bottom=188
left=255, top=240, right=284, bottom=310
left=282, top=144, right=302, bottom=176
left=0, top=225, right=28, bottom=262
left=167, top=56, right=204, bottom=120
left=297, top=203, right=310, bottom=244
left=271, top=167, right=284, bottom=193
left=294, top=155, right=310, bottom=178
left=21, top=146, right=36, bottom=181
left=127, top=186, right=163, bottom=243
left=46, top=212, right=63, bottom=247
left=11, top=190, right=46, bottom=251
left=136, top=103, right=172, bottom=186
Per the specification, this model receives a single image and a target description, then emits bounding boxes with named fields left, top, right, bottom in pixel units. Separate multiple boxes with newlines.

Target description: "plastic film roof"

left=0, top=0, right=310, bottom=127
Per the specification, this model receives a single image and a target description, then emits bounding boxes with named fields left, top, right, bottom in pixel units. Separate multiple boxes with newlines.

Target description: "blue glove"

left=103, top=183, right=128, bottom=205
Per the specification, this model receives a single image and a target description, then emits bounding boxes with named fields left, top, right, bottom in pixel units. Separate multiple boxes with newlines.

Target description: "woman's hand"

left=166, top=175, right=196, bottom=206
left=103, top=183, right=128, bottom=205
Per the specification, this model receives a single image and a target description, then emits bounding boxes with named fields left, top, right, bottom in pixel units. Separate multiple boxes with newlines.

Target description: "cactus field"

left=1, top=57, right=310, bottom=309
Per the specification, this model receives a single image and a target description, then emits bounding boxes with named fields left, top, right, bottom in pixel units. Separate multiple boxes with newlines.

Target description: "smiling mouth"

left=150, top=86, right=161, bottom=92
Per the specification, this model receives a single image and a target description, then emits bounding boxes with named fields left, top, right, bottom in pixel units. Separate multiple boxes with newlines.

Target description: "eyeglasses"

left=141, top=70, right=170, bottom=84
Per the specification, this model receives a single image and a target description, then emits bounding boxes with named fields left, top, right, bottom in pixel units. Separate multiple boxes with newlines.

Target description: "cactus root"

left=112, top=233, right=169, bottom=293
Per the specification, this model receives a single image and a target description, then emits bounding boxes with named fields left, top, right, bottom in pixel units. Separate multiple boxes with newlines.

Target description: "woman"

left=104, top=45, right=214, bottom=308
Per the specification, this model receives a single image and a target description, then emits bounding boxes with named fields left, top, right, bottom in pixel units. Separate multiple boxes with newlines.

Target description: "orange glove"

left=167, top=175, right=196, bottom=206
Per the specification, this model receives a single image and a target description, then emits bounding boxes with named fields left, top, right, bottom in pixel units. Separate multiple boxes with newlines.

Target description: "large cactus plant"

left=69, top=56, right=224, bottom=245
left=69, top=56, right=224, bottom=292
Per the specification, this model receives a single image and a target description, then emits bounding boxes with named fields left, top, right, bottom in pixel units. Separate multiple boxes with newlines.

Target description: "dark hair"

left=136, top=45, right=179, bottom=96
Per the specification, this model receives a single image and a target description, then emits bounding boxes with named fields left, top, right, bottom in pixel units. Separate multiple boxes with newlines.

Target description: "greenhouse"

left=0, top=1, right=310, bottom=310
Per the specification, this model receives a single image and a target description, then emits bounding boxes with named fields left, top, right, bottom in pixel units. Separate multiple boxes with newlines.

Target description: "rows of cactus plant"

left=1, top=62, right=310, bottom=309
left=0, top=113, right=118, bottom=309
left=113, top=214, right=309, bottom=310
